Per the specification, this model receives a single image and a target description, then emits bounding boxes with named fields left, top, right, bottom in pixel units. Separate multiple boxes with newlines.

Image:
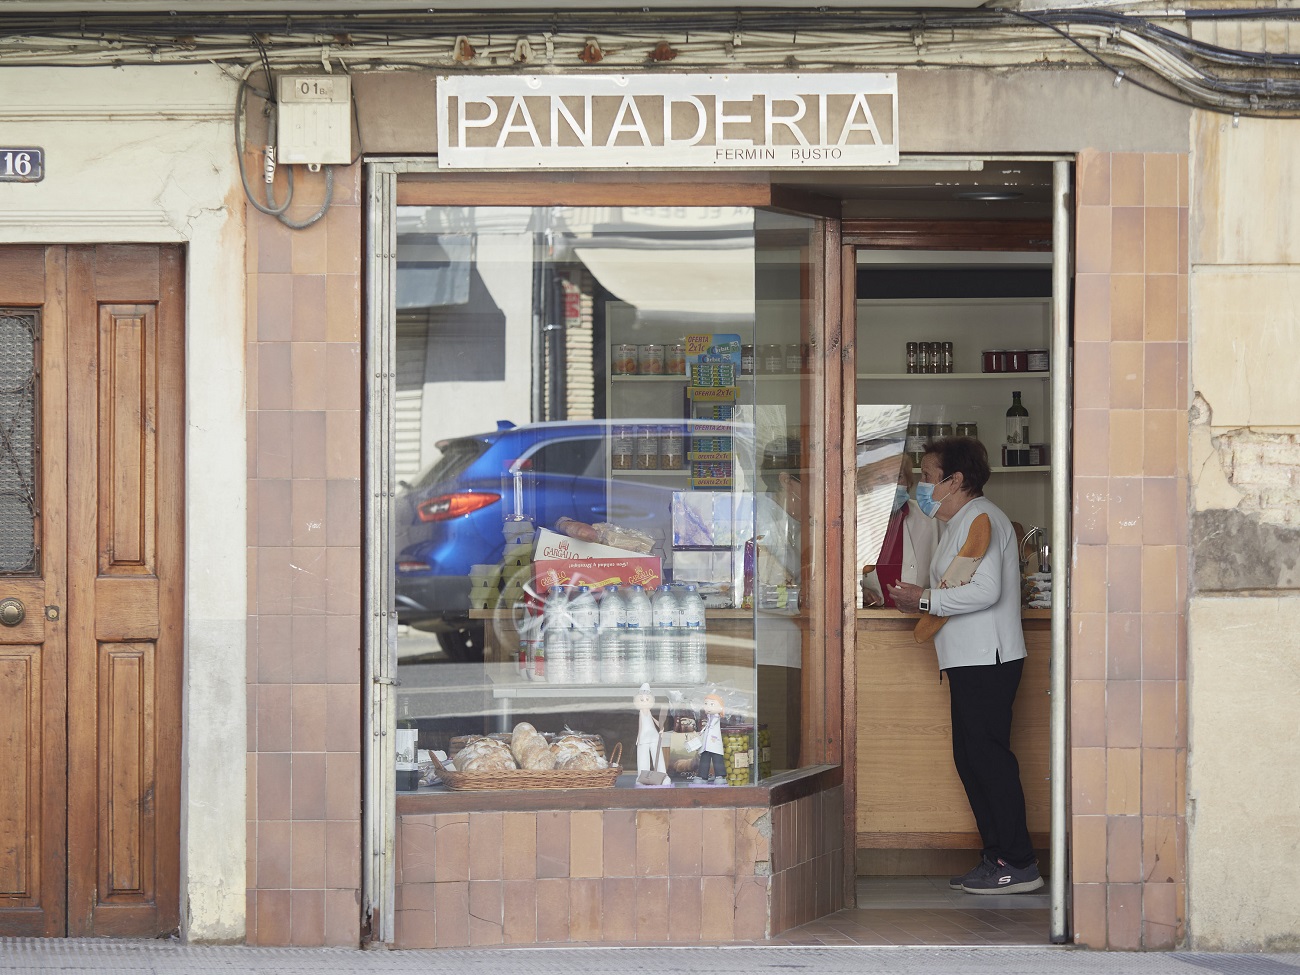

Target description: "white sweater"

left=926, top=496, right=1027, bottom=671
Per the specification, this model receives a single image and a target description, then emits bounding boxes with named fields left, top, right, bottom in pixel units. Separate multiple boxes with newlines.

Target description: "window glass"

left=391, top=205, right=819, bottom=791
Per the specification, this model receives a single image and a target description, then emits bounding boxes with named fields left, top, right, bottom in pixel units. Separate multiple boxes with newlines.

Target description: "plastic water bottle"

left=651, top=583, right=682, bottom=682
left=568, top=586, right=600, bottom=683
left=542, top=585, right=571, bottom=684
left=681, top=584, right=708, bottom=684
left=599, top=585, right=626, bottom=683
left=622, top=583, right=652, bottom=683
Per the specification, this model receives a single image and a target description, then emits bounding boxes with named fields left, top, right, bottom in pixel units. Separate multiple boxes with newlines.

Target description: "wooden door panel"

left=0, top=647, right=40, bottom=899
left=99, top=643, right=156, bottom=904
left=99, top=305, right=157, bottom=573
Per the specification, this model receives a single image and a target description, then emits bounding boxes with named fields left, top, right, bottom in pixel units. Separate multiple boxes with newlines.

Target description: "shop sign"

left=0, top=147, right=44, bottom=182
left=436, top=74, right=897, bottom=169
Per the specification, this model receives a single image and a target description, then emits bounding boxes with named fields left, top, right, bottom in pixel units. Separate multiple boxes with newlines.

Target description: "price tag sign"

left=1, top=148, right=44, bottom=182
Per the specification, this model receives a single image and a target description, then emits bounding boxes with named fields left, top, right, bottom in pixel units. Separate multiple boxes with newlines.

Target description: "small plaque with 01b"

left=1, top=148, right=44, bottom=182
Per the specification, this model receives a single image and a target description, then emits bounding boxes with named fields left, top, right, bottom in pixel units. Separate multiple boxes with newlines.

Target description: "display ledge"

left=469, top=608, right=772, bottom=622
left=395, top=762, right=841, bottom=814
left=858, top=607, right=1051, bottom=621
left=858, top=372, right=1051, bottom=381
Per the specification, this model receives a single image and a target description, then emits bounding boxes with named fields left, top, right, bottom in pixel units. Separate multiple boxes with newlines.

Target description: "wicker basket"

left=431, top=743, right=622, bottom=791
left=448, top=731, right=605, bottom=765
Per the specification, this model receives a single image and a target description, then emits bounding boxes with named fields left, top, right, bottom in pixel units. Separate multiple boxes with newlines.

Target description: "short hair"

left=923, top=436, right=990, bottom=495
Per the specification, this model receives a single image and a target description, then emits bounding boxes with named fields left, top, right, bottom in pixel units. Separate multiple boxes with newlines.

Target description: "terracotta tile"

left=434, top=880, right=470, bottom=948
left=1071, top=273, right=1110, bottom=345
left=257, top=684, right=292, bottom=752
left=291, top=683, right=327, bottom=753
left=1141, top=545, right=1179, bottom=615
left=394, top=882, right=437, bottom=948
left=502, top=812, right=537, bottom=880
left=290, top=342, right=329, bottom=412
left=435, top=814, right=470, bottom=882
left=1143, top=410, right=1178, bottom=477
left=291, top=614, right=327, bottom=685
left=1109, top=275, right=1145, bottom=342
left=1139, top=613, right=1176, bottom=681
left=1070, top=679, right=1106, bottom=748
left=636, top=877, right=669, bottom=941
left=1071, top=612, right=1107, bottom=681
left=291, top=819, right=327, bottom=889
left=1106, top=814, right=1142, bottom=884
left=290, top=751, right=327, bottom=822
left=325, top=547, right=361, bottom=618
left=700, top=874, right=735, bottom=940
left=290, top=219, right=329, bottom=275
left=535, top=877, right=570, bottom=942
left=1107, top=747, right=1142, bottom=815
left=325, top=409, right=362, bottom=480
left=1139, top=477, right=1176, bottom=547
left=1109, top=410, right=1144, bottom=477
left=290, top=410, right=328, bottom=480
left=325, top=479, right=361, bottom=549
left=257, top=752, right=292, bottom=821
left=1144, top=275, right=1179, bottom=343
left=246, top=815, right=258, bottom=888
left=400, top=817, right=437, bottom=883
left=1107, top=882, right=1143, bottom=949
left=1112, top=153, right=1144, bottom=206
left=289, top=546, right=328, bottom=617
left=256, top=410, right=293, bottom=480
left=325, top=751, right=360, bottom=821
left=1071, top=882, right=1106, bottom=948
left=326, top=819, right=359, bottom=890
left=326, top=615, right=361, bottom=684
left=325, top=343, right=362, bottom=414
left=1175, top=682, right=1188, bottom=749
left=601, top=877, right=637, bottom=941
left=667, top=876, right=703, bottom=941
left=636, top=809, right=670, bottom=878
left=1142, top=812, right=1181, bottom=883
left=252, top=887, right=289, bottom=946
left=1112, top=208, right=1145, bottom=274
left=323, top=683, right=360, bottom=753
left=1075, top=207, right=1112, bottom=274
left=1107, top=613, right=1142, bottom=680
left=569, top=877, right=602, bottom=941
left=470, top=811, right=504, bottom=881
left=1142, top=880, right=1179, bottom=949
left=325, top=274, right=361, bottom=344
left=1071, top=746, right=1106, bottom=815
left=1141, top=745, right=1178, bottom=819
left=258, top=343, right=293, bottom=412
left=1077, top=150, right=1110, bottom=207
left=537, top=810, right=570, bottom=879
left=733, top=876, right=770, bottom=941
left=290, top=888, right=326, bottom=946
left=1175, top=417, right=1188, bottom=479
left=327, top=213, right=361, bottom=275
left=256, top=274, right=293, bottom=342
left=602, top=808, right=637, bottom=878
left=1106, top=546, right=1142, bottom=614
left=290, top=479, right=327, bottom=552
left=1072, top=545, right=1108, bottom=615
left=325, top=888, right=360, bottom=946
left=502, top=879, right=536, bottom=943
left=257, top=820, right=291, bottom=888
left=256, top=545, right=295, bottom=617
left=1073, top=341, right=1109, bottom=411
left=701, top=807, right=737, bottom=876
left=669, top=807, right=703, bottom=876
left=567, top=810, right=603, bottom=879
left=1106, top=680, right=1142, bottom=749
left=1177, top=208, right=1189, bottom=275
left=1107, top=476, right=1142, bottom=547
left=1144, top=154, right=1179, bottom=208
left=1108, top=341, right=1144, bottom=410
left=1145, top=207, right=1180, bottom=275
left=292, top=274, right=328, bottom=343
left=1072, top=409, right=1110, bottom=477
left=1071, top=814, right=1107, bottom=883
left=736, top=808, right=771, bottom=877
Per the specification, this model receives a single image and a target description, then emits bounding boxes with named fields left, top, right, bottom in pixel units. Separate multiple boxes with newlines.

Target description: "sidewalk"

left=1, top=941, right=1298, bottom=975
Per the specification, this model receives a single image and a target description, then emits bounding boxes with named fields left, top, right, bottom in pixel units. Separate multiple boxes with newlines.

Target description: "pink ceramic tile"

left=326, top=819, right=360, bottom=890
left=700, top=875, right=735, bottom=941
left=535, top=877, right=570, bottom=942
left=733, top=876, right=770, bottom=941
left=290, top=683, right=327, bottom=753
left=1145, top=208, right=1180, bottom=276
left=290, top=751, right=327, bottom=821
left=325, top=751, right=360, bottom=821
left=468, top=880, right=504, bottom=947
left=1107, top=477, right=1142, bottom=547
left=1106, top=680, right=1142, bottom=749
left=257, top=684, right=292, bottom=752
left=668, top=807, right=703, bottom=876
left=1071, top=882, right=1106, bottom=948
left=255, top=274, right=293, bottom=342
left=324, top=887, right=361, bottom=946
left=1144, top=275, right=1179, bottom=342
left=635, top=877, right=669, bottom=942
left=1071, top=814, right=1107, bottom=884
left=290, top=410, right=328, bottom=480
left=433, top=880, right=470, bottom=947
left=1071, top=612, right=1107, bottom=681
left=602, top=808, right=637, bottom=878
left=636, top=809, right=670, bottom=878
left=1107, top=613, right=1142, bottom=681
left=434, top=814, right=470, bottom=882
left=257, top=343, right=293, bottom=412
left=325, top=275, right=361, bottom=344
left=502, top=812, right=537, bottom=880
left=536, top=810, right=570, bottom=879
left=1107, top=883, right=1143, bottom=949
left=1111, top=208, right=1145, bottom=274
left=601, top=877, right=637, bottom=941
left=700, top=808, right=736, bottom=876
left=1070, top=746, right=1107, bottom=816
left=257, top=820, right=292, bottom=889
left=291, top=274, right=328, bottom=342
left=569, top=810, right=603, bottom=878
left=1106, top=546, right=1142, bottom=614
left=400, top=817, right=437, bottom=884
left=325, top=410, right=362, bottom=480
left=1075, top=208, right=1112, bottom=275
left=256, top=752, right=292, bottom=821
left=255, top=545, right=295, bottom=617
left=1109, top=275, right=1145, bottom=342
left=668, top=876, right=703, bottom=941
left=255, top=410, right=293, bottom=480
left=569, top=877, right=603, bottom=941
left=1141, top=746, right=1179, bottom=820
left=290, top=820, right=327, bottom=889
left=289, top=888, right=326, bottom=946
left=290, top=220, right=329, bottom=276
left=1111, top=153, right=1145, bottom=206
left=1071, top=409, right=1110, bottom=478
left=325, top=479, right=362, bottom=548
left=254, top=887, right=291, bottom=945
left=469, top=811, right=504, bottom=881
left=1077, top=150, right=1111, bottom=207
left=1107, top=747, right=1142, bottom=816
left=1142, top=880, right=1180, bottom=949
left=502, top=879, right=537, bottom=943
left=323, top=683, right=360, bottom=753
left=325, top=343, right=362, bottom=413
left=1070, top=680, right=1106, bottom=748
left=1142, top=812, right=1181, bottom=883
left=291, top=613, right=328, bottom=685
left=288, top=546, right=328, bottom=617
left=1106, top=814, right=1142, bottom=884
left=291, top=342, right=329, bottom=412
left=1109, top=341, right=1144, bottom=409
left=394, top=883, right=437, bottom=948
left=1144, top=154, right=1179, bottom=208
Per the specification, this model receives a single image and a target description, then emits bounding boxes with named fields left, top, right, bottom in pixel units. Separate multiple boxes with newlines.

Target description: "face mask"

left=915, top=474, right=952, bottom=518
left=893, top=485, right=910, bottom=512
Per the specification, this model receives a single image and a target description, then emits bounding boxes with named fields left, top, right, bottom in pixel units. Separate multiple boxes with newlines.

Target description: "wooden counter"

left=855, top=608, right=1051, bottom=875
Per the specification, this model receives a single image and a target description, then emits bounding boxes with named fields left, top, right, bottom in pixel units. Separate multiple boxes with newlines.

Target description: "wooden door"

left=0, top=244, right=183, bottom=937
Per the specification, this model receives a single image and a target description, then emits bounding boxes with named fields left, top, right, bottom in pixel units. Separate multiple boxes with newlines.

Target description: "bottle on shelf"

left=651, top=583, right=682, bottom=682
left=1005, top=390, right=1030, bottom=467
left=680, top=584, right=707, bottom=684
left=568, top=585, right=599, bottom=683
left=598, top=584, right=625, bottom=683
left=622, top=583, right=652, bottom=683
left=541, top=585, right=571, bottom=683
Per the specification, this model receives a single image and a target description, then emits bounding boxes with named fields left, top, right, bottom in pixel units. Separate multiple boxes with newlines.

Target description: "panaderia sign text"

left=436, top=74, right=898, bottom=169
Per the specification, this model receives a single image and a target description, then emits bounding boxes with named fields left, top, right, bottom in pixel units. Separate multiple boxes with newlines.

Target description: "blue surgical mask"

left=915, top=474, right=952, bottom=518
left=893, top=485, right=910, bottom=512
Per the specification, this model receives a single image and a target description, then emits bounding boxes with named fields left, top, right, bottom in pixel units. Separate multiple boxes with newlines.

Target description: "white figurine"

left=689, top=692, right=727, bottom=785
left=634, top=683, right=668, bottom=785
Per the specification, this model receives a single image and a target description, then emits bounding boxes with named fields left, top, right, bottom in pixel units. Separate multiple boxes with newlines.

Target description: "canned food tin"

left=638, top=344, right=665, bottom=375
left=759, top=343, right=784, bottom=374
left=659, top=427, right=685, bottom=470
left=1026, top=349, right=1050, bottom=372
left=666, top=343, right=687, bottom=375
left=740, top=344, right=755, bottom=376
left=611, top=426, right=635, bottom=470
left=612, top=343, right=638, bottom=375
left=982, top=349, right=1004, bottom=373
left=1007, top=350, right=1028, bottom=373
left=635, top=426, right=659, bottom=470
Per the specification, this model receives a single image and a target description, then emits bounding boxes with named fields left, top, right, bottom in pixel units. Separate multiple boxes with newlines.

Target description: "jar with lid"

left=635, top=426, right=660, bottom=470
left=932, top=421, right=956, bottom=439
left=612, top=343, right=638, bottom=376
left=740, top=344, right=756, bottom=376
left=955, top=421, right=979, bottom=439
left=611, top=425, right=635, bottom=470
left=659, top=426, right=684, bottom=470
left=759, top=343, right=784, bottom=374
left=906, top=341, right=918, bottom=374
left=1026, top=349, right=1049, bottom=372
left=666, top=342, right=687, bottom=375
left=784, top=343, right=804, bottom=374
left=905, top=422, right=930, bottom=468
left=1007, top=349, right=1027, bottom=373
left=917, top=342, right=931, bottom=374
left=941, top=341, right=954, bottom=374
left=638, top=344, right=665, bottom=375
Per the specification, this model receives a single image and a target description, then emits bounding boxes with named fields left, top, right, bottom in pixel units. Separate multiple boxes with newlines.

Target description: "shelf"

left=610, top=374, right=688, bottom=382
left=609, top=467, right=689, bottom=477
left=910, top=466, right=1050, bottom=475
left=858, top=372, right=1051, bottom=381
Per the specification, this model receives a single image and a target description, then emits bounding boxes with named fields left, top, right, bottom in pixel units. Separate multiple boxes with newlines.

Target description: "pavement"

left=1, top=941, right=1299, bottom=975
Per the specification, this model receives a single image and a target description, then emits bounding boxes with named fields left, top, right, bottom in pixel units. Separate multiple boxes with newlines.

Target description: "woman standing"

left=887, top=437, right=1043, bottom=895
left=861, top=457, right=940, bottom=609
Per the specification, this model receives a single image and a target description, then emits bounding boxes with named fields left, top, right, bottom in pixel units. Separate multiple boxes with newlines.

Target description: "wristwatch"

left=918, top=591, right=931, bottom=613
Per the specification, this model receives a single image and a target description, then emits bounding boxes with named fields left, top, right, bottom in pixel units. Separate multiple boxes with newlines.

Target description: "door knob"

left=0, top=598, right=24, bottom=627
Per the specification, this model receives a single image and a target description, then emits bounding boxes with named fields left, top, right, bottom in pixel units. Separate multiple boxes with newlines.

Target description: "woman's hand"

left=888, top=581, right=926, bottom=615
left=863, top=589, right=885, bottom=608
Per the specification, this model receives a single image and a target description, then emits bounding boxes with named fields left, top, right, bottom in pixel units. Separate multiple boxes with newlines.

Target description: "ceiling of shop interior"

left=2, top=0, right=991, bottom=9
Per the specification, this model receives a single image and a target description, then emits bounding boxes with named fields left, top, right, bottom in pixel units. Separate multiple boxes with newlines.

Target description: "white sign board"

left=436, top=73, right=898, bottom=169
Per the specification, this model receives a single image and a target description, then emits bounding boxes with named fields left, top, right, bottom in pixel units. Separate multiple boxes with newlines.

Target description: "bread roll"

left=520, top=736, right=556, bottom=770
left=458, top=737, right=517, bottom=772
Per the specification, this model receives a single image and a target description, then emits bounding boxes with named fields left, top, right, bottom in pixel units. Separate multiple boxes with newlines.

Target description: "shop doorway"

left=0, top=245, right=184, bottom=937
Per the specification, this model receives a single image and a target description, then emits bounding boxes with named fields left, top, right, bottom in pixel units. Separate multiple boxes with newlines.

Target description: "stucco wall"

left=0, top=65, right=248, bottom=940
left=1187, top=114, right=1300, bottom=950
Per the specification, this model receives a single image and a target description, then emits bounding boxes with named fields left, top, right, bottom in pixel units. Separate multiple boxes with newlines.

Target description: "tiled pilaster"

left=1071, top=151, right=1189, bottom=950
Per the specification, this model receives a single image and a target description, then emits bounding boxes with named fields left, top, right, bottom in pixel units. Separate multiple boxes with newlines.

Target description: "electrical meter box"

left=276, top=74, right=351, bottom=165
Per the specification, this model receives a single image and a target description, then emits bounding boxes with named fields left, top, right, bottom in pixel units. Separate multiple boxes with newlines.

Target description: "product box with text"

left=530, top=528, right=662, bottom=611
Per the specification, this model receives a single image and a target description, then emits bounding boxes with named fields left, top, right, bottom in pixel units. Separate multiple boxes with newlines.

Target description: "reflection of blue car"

left=395, top=419, right=702, bottom=661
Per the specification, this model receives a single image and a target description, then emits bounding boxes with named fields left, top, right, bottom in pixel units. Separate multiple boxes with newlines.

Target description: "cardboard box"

left=531, top=528, right=662, bottom=600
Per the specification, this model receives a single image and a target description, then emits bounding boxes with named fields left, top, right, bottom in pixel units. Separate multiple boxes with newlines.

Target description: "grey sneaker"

left=962, top=858, right=1044, bottom=894
left=949, top=856, right=996, bottom=891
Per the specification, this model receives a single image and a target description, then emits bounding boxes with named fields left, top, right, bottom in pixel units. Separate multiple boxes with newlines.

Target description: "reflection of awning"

left=574, top=245, right=754, bottom=325
left=396, top=234, right=472, bottom=309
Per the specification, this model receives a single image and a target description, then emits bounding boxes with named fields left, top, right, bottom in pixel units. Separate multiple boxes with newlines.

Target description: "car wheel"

left=437, top=625, right=484, bottom=663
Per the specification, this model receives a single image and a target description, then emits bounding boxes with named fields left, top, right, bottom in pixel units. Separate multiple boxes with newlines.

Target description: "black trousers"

left=945, top=657, right=1034, bottom=868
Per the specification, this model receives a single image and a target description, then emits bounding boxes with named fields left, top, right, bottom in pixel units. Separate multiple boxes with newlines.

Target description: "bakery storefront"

left=367, top=71, right=1076, bottom=947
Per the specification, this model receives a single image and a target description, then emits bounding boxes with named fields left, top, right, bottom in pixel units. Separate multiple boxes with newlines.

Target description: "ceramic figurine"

left=634, top=683, right=668, bottom=785
left=689, top=692, right=727, bottom=784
